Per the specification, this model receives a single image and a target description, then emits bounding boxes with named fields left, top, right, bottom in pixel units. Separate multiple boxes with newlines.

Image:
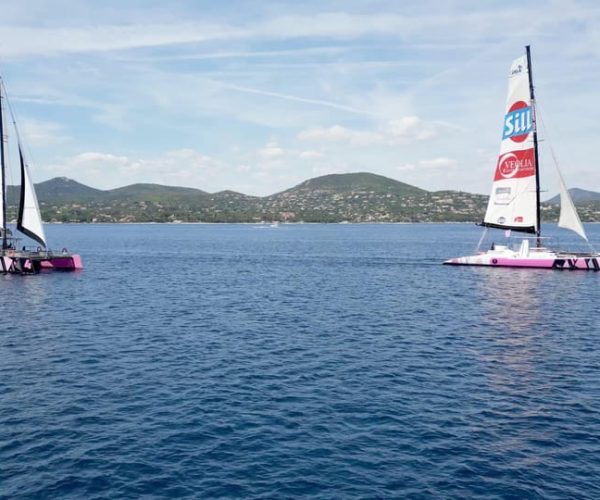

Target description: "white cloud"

left=387, top=116, right=437, bottom=141
left=397, top=163, right=417, bottom=172
left=19, top=118, right=70, bottom=146
left=49, top=149, right=214, bottom=189
left=70, top=152, right=130, bottom=166
left=298, top=116, right=449, bottom=147
left=299, top=150, right=323, bottom=160
left=418, top=157, right=458, bottom=169
left=257, top=140, right=286, bottom=159
left=298, top=125, right=383, bottom=146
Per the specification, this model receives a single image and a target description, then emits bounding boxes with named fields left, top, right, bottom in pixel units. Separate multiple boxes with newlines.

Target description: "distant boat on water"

left=445, top=46, right=600, bottom=270
left=0, top=78, right=82, bottom=274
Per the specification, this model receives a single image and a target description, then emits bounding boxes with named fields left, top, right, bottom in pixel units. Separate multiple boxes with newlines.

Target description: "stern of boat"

left=40, top=252, right=83, bottom=270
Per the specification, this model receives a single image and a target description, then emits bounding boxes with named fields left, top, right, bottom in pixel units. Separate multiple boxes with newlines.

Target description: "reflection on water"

left=476, top=267, right=544, bottom=334
left=471, top=268, right=545, bottom=388
left=467, top=268, right=593, bottom=461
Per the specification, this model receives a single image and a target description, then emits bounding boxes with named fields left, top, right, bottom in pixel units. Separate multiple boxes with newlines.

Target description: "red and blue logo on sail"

left=502, top=100, right=532, bottom=143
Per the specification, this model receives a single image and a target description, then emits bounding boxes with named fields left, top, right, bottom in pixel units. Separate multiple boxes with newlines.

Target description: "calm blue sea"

left=1, top=223, right=600, bottom=498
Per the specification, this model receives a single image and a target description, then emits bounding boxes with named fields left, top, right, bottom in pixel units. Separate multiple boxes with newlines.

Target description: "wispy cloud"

left=45, top=149, right=215, bottom=189
left=299, top=150, right=323, bottom=160
left=418, top=157, right=458, bottom=169
left=0, top=23, right=245, bottom=58
left=18, top=118, right=71, bottom=147
left=3, top=7, right=598, bottom=59
left=298, top=116, right=454, bottom=146
left=217, top=82, right=368, bottom=115
left=298, top=125, right=383, bottom=146
left=387, top=116, right=438, bottom=141
left=257, top=140, right=286, bottom=159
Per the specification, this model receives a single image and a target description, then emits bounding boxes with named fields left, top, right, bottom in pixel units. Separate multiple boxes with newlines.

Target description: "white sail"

left=17, top=146, right=46, bottom=247
left=556, top=168, right=588, bottom=241
left=483, top=55, right=538, bottom=233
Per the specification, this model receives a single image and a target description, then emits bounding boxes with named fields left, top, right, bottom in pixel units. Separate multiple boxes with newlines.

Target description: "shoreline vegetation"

left=9, top=172, right=600, bottom=224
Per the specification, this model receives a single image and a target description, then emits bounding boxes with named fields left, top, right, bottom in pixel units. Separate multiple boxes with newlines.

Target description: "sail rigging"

left=0, top=78, right=47, bottom=248
left=482, top=52, right=538, bottom=234
left=535, top=101, right=590, bottom=243
left=0, top=81, right=6, bottom=246
left=445, top=45, right=598, bottom=270
left=0, top=76, right=81, bottom=273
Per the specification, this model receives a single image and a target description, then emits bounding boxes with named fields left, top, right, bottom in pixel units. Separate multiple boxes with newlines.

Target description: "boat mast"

left=0, top=81, right=6, bottom=250
left=526, top=45, right=542, bottom=247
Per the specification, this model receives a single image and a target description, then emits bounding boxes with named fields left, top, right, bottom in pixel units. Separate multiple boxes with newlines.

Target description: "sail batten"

left=483, top=54, right=539, bottom=233
left=16, top=145, right=46, bottom=247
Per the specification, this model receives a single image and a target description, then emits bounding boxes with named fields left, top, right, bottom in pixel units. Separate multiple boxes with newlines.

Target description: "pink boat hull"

left=39, top=254, right=83, bottom=270
left=1, top=253, right=83, bottom=273
left=445, top=254, right=600, bottom=270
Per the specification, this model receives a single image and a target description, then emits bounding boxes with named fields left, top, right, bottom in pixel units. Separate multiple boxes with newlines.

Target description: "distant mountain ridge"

left=546, top=188, right=600, bottom=204
left=6, top=172, right=600, bottom=223
left=276, top=172, right=426, bottom=196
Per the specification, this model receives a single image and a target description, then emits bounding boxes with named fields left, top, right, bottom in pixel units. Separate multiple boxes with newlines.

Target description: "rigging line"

left=3, top=79, right=40, bottom=178
left=475, top=226, right=488, bottom=253
left=536, top=103, right=596, bottom=253
left=534, top=102, right=561, bottom=175
left=3, top=79, right=26, bottom=151
left=0, top=80, right=17, bottom=214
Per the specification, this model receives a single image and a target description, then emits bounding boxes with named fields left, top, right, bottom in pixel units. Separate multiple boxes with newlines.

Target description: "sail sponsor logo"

left=494, top=148, right=535, bottom=181
left=502, top=101, right=532, bottom=142
left=494, top=186, right=511, bottom=205
left=511, top=63, right=524, bottom=76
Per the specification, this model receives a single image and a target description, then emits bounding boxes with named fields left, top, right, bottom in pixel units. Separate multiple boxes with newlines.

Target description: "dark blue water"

left=1, top=223, right=600, bottom=498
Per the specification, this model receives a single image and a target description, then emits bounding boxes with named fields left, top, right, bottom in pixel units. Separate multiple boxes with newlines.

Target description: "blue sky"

left=1, top=0, right=599, bottom=196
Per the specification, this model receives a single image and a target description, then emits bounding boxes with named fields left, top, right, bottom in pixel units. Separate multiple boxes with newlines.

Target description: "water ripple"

left=1, top=223, right=600, bottom=498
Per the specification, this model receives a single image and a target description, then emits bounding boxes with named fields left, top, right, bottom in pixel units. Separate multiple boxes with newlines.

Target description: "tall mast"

left=0, top=81, right=7, bottom=250
left=526, top=45, right=542, bottom=247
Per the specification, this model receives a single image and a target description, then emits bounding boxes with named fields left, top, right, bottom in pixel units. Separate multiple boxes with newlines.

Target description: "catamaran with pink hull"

left=445, top=46, right=599, bottom=270
left=0, top=79, right=82, bottom=275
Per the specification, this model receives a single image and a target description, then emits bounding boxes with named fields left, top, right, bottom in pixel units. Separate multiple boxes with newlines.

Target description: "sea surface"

left=1, top=223, right=600, bottom=499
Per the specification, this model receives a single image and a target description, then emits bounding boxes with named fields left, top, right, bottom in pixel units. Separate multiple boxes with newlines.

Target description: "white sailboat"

left=445, top=46, right=599, bottom=270
left=0, top=78, right=82, bottom=274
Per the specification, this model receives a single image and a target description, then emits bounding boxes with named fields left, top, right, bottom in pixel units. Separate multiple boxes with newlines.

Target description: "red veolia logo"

left=494, top=148, right=536, bottom=181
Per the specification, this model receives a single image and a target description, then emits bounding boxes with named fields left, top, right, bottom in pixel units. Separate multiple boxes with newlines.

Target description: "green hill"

left=30, top=177, right=104, bottom=202
left=277, top=172, right=426, bottom=196
left=105, top=183, right=209, bottom=202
